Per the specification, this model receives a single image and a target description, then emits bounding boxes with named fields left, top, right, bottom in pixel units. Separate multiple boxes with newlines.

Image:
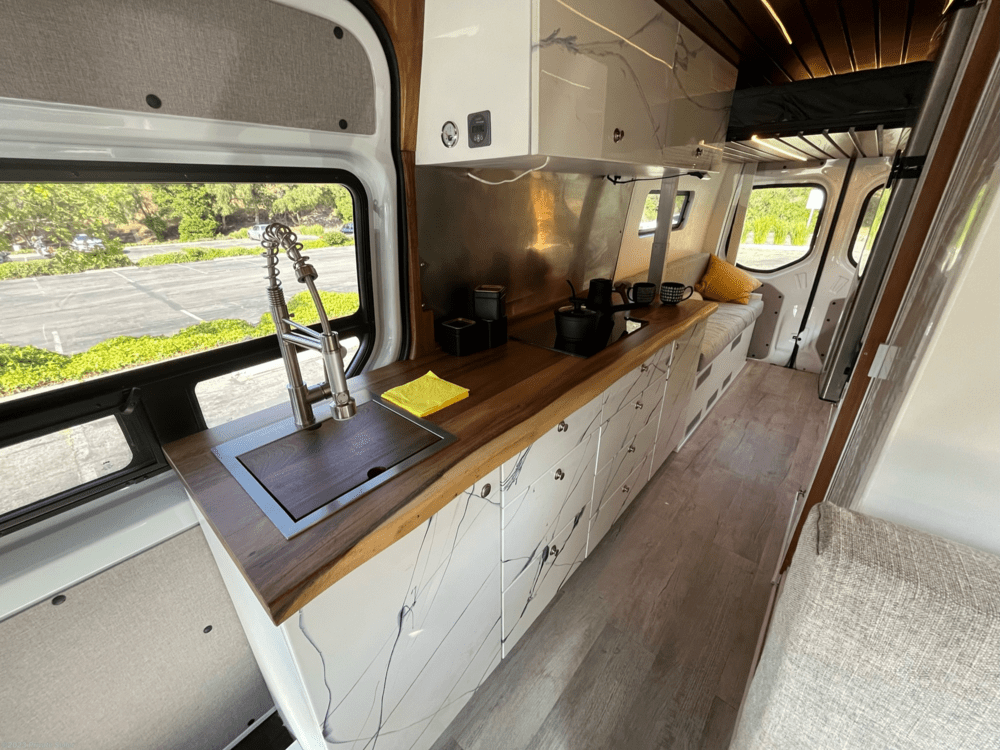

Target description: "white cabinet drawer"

left=594, top=417, right=657, bottom=509
left=587, top=451, right=652, bottom=555
left=501, top=430, right=598, bottom=590
left=501, top=394, right=602, bottom=502
left=597, top=376, right=666, bottom=470
left=501, top=509, right=589, bottom=656
left=601, top=351, right=666, bottom=422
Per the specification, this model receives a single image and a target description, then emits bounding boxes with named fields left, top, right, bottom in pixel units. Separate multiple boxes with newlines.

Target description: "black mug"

left=627, top=282, right=657, bottom=305
left=660, top=282, right=694, bottom=305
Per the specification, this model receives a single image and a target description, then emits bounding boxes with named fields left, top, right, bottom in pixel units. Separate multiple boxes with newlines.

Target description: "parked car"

left=248, top=224, right=270, bottom=240
left=70, top=234, right=105, bottom=252
left=341, top=222, right=354, bottom=235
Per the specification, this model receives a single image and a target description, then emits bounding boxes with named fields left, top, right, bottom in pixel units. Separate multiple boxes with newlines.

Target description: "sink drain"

left=367, top=466, right=387, bottom=480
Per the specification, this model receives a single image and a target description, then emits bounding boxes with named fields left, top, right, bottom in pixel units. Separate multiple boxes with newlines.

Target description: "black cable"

left=605, top=171, right=708, bottom=185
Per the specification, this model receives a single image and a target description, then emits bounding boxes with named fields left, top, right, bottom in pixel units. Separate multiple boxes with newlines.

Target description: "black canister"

left=474, top=285, right=507, bottom=320
left=437, top=317, right=484, bottom=356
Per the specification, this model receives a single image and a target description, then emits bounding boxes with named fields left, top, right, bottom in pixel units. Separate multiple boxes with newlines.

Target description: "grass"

left=0, top=290, right=360, bottom=396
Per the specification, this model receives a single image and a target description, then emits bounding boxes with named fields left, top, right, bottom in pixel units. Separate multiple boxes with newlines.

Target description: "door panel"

left=797, top=158, right=892, bottom=373
left=737, top=159, right=892, bottom=372
left=738, top=163, right=847, bottom=368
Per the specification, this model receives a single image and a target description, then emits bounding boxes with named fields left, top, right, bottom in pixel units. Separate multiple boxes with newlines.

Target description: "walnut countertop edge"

left=164, top=299, right=716, bottom=625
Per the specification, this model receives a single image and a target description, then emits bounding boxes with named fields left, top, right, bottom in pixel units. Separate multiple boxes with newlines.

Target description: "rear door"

left=734, top=162, right=845, bottom=369
left=735, top=159, right=892, bottom=372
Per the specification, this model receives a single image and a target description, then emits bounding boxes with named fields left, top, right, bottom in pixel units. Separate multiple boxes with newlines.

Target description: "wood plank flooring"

left=431, top=362, right=834, bottom=750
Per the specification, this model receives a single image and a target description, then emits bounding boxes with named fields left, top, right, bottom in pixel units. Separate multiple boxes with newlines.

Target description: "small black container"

left=438, top=317, right=484, bottom=356
left=474, top=285, right=507, bottom=320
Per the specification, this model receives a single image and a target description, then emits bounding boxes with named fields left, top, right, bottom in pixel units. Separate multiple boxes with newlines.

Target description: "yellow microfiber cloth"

left=382, top=371, right=469, bottom=418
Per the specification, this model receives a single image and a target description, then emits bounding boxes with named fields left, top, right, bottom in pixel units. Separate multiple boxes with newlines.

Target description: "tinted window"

left=638, top=190, right=692, bottom=235
left=850, top=186, right=892, bottom=275
left=736, top=186, right=826, bottom=272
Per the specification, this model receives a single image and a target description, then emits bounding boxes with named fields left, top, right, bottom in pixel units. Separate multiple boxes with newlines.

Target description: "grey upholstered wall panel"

left=0, top=0, right=375, bottom=134
left=0, top=528, right=273, bottom=750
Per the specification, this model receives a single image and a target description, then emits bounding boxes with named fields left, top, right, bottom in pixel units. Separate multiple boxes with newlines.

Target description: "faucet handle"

left=285, top=319, right=322, bottom=340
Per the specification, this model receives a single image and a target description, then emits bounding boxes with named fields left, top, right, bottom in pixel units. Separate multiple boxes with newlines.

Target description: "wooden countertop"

left=164, top=300, right=716, bottom=624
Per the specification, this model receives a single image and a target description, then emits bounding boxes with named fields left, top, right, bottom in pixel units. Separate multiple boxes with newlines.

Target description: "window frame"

left=0, top=159, right=376, bottom=535
left=637, top=189, right=693, bottom=237
left=735, top=183, right=828, bottom=274
left=848, top=185, right=889, bottom=271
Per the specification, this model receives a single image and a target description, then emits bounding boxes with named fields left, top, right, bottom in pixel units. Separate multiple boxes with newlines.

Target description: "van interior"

left=0, top=1, right=997, bottom=749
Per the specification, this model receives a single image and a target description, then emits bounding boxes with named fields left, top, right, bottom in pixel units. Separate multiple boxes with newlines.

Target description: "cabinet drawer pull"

left=622, top=485, right=630, bottom=493
left=627, top=445, right=636, bottom=454
left=550, top=544, right=560, bottom=557
left=635, top=401, right=644, bottom=410
left=554, top=469, right=565, bottom=481
left=641, top=364, right=649, bottom=373
left=557, top=421, right=569, bottom=433
left=481, top=483, right=492, bottom=498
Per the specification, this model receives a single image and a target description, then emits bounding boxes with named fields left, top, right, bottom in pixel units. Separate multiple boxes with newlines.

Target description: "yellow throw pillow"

left=694, top=254, right=762, bottom=305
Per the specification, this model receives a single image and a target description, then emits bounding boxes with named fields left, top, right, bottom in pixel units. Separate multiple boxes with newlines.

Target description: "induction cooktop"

left=512, top=310, right=648, bottom=358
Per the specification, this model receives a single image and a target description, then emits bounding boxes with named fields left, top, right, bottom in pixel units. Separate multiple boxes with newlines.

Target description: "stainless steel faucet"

left=261, top=223, right=356, bottom=428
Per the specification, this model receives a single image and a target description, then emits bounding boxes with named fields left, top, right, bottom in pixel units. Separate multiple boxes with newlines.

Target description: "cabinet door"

left=587, top=451, right=652, bottom=554
left=598, top=375, right=667, bottom=472
left=502, top=394, right=602, bottom=501
left=502, top=508, right=590, bottom=656
left=594, top=416, right=658, bottom=511
left=602, top=350, right=667, bottom=423
left=282, top=472, right=501, bottom=750
left=502, top=430, right=599, bottom=590
left=652, top=321, right=706, bottom=471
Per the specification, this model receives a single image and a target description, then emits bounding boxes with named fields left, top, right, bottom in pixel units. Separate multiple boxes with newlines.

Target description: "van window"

left=0, top=165, right=372, bottom=532
left=736, top=185, right=826, bottom=272
left=850, top=186, right=892, bottom=275
left=638, top=190, right=692, bottom=235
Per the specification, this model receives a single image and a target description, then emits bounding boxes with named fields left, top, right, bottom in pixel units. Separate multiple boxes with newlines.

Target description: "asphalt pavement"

left=0, top=245, right=359, bottom=355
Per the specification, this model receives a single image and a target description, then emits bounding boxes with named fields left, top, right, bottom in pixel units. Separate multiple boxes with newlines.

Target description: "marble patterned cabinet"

left=650, top=320, right=708, bottom=471
left=197, top=328, right=707, bottom=750
left=500, top=396, right=602, bottom=654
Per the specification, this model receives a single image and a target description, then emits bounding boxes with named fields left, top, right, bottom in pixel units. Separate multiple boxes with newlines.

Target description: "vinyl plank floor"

left=433, top=362, right=833, bottom=750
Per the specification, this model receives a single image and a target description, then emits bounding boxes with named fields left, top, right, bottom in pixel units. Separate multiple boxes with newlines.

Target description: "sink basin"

left=211, top=398, right=455, bottom=539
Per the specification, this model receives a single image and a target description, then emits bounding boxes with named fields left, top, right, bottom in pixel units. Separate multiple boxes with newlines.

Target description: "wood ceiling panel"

left=879, top=0, right=912, bottom=66
left=841, top=0, right=880, bottom=70
left=769, top=0, right=835, bottom=77
left=683, top=0, right=799, bottom=82
left=906, top=2, right=946, bottom=63
left=800, top=0, right=856, bottom=75
left=726, top=0, right=815, bottom=79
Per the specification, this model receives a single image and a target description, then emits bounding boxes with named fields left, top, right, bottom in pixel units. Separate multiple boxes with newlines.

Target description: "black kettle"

left=554, top=281, right=599, bottom=342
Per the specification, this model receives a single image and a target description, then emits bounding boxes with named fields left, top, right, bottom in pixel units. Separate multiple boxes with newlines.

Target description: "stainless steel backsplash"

left=415, top=167, right=634, bottom=320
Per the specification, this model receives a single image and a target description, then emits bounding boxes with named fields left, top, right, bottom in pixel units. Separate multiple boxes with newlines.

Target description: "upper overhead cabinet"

left=416, top=0, right=737, bottom=174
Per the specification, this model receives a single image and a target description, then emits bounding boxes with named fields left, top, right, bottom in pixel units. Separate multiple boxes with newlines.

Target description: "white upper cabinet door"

left=417, top=0, right=735, bottom=172
left=535, top=0, right=677, bottom=165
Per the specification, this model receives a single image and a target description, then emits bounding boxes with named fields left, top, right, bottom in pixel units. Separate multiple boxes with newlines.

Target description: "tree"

left=330, top=185, right=354, bottom=223
left=206, top=184, right=238, bottom=232
left=271, top=184, right=333, bottom=224
left=0, top=183, right=107, bottom=247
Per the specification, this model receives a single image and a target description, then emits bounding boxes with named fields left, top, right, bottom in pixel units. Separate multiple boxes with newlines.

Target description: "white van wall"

left=854, top=181, right=1000, bottom=555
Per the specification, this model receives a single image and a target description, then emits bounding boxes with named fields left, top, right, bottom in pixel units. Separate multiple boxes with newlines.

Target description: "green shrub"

left=137, top=246, right=262, bottom=266
left=178, top=215, right=218, bottom=242
left=0, top=241, right=133, bottom=279
left=321, top=231, right=352, bottom=247
left=0, top=290, right=360, bottom=396
left=0, top=344, right=72, bottom=394
left=295, top=224, right=325, bottom=236
left=227, top=227, right=250, bottom=239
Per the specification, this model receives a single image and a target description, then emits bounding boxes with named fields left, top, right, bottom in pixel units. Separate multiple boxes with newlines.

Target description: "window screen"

left=736, top=185, right=826, bottom=272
